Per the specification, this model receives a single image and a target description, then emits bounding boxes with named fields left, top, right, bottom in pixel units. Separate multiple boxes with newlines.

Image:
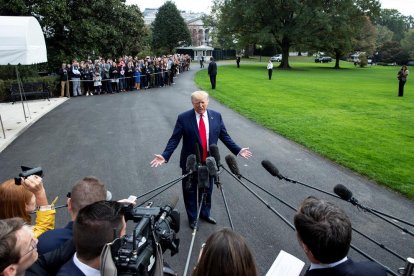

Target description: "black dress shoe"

left=189, top=221, right=197, bottom=230
left=201, top=216, right=216, bottom=224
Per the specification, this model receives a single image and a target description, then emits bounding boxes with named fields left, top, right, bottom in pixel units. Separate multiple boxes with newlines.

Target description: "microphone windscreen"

left=106, top=190, right=113, bottom=201
left=205, top=157, right=218, bottom=177
left=261, top=160, right=282, bottom=179
left=333, top=184, right=353, bottom=201
left=198, top=165, right=210, bottom=188
left=168, top=195, right=179, bottom=209
left=209, top=144, right=221, bottom=164
left=186, top=154, right=197, bottom=172
left=225, top=154, right=241, bottom=177
left=195, top=143, right=201, bottom=164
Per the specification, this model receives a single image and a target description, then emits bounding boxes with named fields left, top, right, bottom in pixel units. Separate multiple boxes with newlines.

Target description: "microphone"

left=198, top=165, right=209, bottom=188
left=205, top=157, right=218, bottom=177
left=334, top=184, right=358, bottom=205
left=186, top=154, right=197, bottom=173
left=225, top=154, right=241, bottom=178
left=209, top=144, right=221, bottom=168
left=194, top=143, right=201, bottom=165
left=261, top=160, right=283, bottom=180
left=158, top=195, right=179, bottom=223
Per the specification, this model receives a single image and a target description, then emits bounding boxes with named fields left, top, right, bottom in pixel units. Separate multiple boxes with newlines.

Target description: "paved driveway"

left=0, top=64, right=413, bottom=275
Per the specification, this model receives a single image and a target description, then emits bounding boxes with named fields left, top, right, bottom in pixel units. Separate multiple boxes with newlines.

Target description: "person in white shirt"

left=267, top=60, right=274, bottom=80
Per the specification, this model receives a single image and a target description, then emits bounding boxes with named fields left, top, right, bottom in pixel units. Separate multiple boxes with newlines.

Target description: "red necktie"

left=199, top=114, right=207, bottom=162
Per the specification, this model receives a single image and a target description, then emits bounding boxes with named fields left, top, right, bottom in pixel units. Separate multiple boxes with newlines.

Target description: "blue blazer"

left=37, top=221, right=73, bottom=255
left=304, top=259, right=387, bottom=276
left=162, top=109, right=241, bottom=169
left=57, top=257, right=86, bottom=276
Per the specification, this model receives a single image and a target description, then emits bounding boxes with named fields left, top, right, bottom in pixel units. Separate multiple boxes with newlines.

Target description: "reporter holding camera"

left=0, top=175, right=55, bottom=238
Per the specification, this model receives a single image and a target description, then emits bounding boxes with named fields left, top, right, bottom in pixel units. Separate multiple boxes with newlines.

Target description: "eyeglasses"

left=22, top=238, right=37, bottom=258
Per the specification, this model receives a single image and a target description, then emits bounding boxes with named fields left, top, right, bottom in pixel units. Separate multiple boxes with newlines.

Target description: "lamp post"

left=257, top=44, right=262, bottom=62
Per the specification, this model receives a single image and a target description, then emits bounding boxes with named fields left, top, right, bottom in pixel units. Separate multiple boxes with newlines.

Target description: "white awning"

left=0, top=16, right=47, bottom=65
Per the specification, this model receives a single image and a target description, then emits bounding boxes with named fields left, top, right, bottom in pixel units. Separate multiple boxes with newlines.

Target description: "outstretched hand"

left=150, top=154, right=166, bottom=167
left=238, top=147, right=252, bottom=159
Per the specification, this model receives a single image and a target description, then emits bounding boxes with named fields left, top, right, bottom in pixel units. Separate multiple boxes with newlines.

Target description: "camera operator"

left=192, top=228, right=258, bottom=276
left=0, top=175, right=55, bottom=238
left=57, top=200, right=126, bottom=276
left=294, top=196, right=387, bottom=275
left=37, top=176, right=107, bottom=254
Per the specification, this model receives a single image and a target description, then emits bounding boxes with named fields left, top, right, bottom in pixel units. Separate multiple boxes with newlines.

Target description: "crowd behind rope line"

left=0, top=173, right=388, bottom=276
left=59, top=54, right=192, bottom=97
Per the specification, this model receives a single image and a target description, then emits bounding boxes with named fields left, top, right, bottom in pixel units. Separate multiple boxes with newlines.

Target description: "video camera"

left=14, top=166, right=43, bottom=185
left=110, top=197, right=180, bottom=276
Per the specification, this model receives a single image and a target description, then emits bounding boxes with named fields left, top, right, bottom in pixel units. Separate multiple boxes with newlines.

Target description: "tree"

left=375, top=24, right=394, bottom=50
left=151, top=1, right=191, bottom=54
left=378, top=41, right=409, bottom=64
left=211, top=0, right=379, bottom=69
left=378, top=9, right=410, bottom=41
left=401, top=29, right=414, bottom=59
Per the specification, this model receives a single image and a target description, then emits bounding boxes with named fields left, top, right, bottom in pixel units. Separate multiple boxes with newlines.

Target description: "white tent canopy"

left=0, top=16, right=47, bottom=65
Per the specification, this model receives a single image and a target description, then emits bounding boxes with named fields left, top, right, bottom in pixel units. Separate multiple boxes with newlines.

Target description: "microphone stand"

left=222, top=166, right=295, bottom=230
left=137, top=171, right=192, bottom=200
left=241, top=175, right=406, bottom=262
left=238, top=174, right=397, bottom=275
left=370, top=209, right=414, bottom=228
left=280, top=174, right=340, bottom=199
left=277, top=173, right=414, bottom=235
left=215, top=168, right=234, bottom=230
left=183, top=189, right=207, bottom=276
left=398, top=257, right=414, bottom=276
left=137, top=181, right=179, bottom=207
left=349, top=201, right=414, bottom=237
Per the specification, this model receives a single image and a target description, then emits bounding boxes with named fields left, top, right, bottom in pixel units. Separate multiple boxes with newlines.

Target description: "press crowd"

left=59, top=54, right=192, bottom=97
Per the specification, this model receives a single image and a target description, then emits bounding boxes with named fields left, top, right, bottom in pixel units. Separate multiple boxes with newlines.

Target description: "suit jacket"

left=208, top=61, right=217, bottom=76
left=26, top=239, right=76, bottom=276
left=304, top=259, right=387, bottom=276
left=56, top=256, right=86, bottom=276
left=162, top=109, right=241, bottom=169
left=37, top=221, right=73, bottom=255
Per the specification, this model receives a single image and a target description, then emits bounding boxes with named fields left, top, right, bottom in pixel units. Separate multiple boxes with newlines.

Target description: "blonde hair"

left=191, top=91, right=209, bottom=102
left=0, top=179, right=33, bottom=223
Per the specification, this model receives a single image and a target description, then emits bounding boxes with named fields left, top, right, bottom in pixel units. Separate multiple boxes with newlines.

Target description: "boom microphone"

left=205, top=157, right=218, bottom=177
left=186, top=154, right=197, bottom=173
left=261, top=160, right=283, bottom=180
left=225, top=154, right=241, bottom=178
left=198, top=166, right=209, bottom=188
left=158, top=195, right=179, bottom=223
left=334, top=184, right=358, bottom=205
left=333, top=184, right=414, bottom=237
left=209, top=144, right=221, bottom=168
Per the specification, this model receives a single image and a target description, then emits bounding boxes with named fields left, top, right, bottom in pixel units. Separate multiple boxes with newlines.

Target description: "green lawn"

left=195, top=59, right=414, bottom=199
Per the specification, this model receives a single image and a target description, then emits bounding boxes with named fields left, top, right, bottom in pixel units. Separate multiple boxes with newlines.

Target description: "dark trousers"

left=399, top=80, right=406, bottom=96
left=268, top=69, right=273, bottom=80
left=209, top=74, right=216, bottom=89
left=182, top=170, right=214, bottom=223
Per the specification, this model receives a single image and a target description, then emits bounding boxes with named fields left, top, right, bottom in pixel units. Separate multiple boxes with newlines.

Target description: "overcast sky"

left=126, top=0, right=414, bottom=16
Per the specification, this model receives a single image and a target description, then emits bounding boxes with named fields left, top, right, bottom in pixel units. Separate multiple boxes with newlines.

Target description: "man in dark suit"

left=151, top=91, right=252, bottom=229
left=294, top=196, right=387, bottom=276
left=208, top=57, right=217, bottom=89
left=37, top=176, right=107, bottom=254
left=57, top=201, right=126, bottom=276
